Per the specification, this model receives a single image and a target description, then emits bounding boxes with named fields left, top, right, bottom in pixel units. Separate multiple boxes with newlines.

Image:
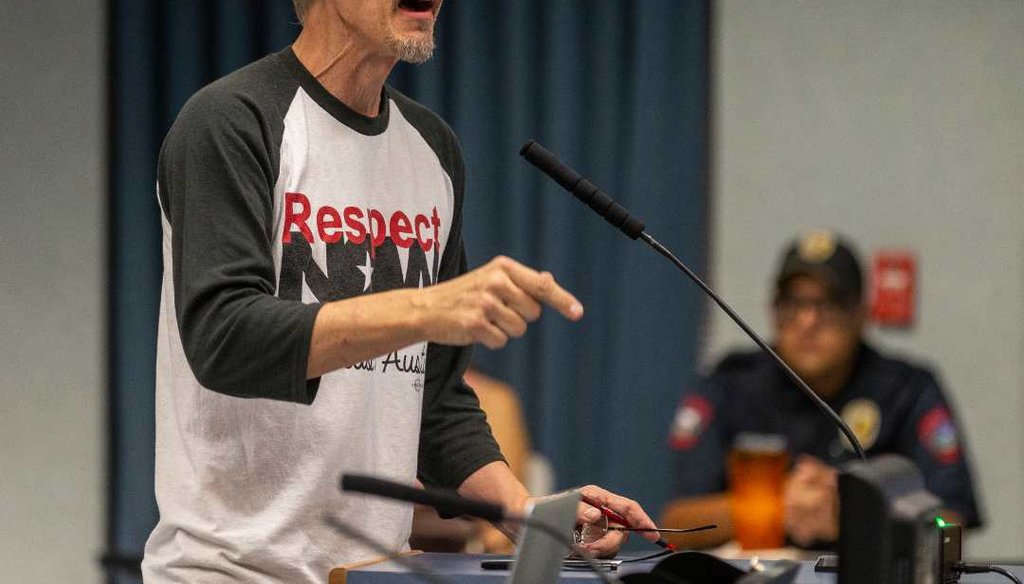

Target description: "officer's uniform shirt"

left=669, top=343, right=982, bottom=528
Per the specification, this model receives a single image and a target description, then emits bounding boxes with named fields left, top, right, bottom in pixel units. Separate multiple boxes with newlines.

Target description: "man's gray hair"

left=293, top=0, right=315, bottom=23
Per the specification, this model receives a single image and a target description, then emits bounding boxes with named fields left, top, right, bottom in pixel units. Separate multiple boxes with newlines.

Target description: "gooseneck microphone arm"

left=519, top=140, right=867, bottom=461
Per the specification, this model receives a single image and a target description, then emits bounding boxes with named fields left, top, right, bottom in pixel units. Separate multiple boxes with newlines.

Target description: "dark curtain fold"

left=107, top=1, right=708, bottom=580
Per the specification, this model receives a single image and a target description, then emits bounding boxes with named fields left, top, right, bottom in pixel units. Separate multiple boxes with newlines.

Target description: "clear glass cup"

left=728, top=433, right=789, bottom=550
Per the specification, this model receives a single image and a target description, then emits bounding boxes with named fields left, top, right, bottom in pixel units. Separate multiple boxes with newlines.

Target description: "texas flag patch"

left=669, top=395, right=713, bottom=450
left=917, top=406, right=961, bottom=464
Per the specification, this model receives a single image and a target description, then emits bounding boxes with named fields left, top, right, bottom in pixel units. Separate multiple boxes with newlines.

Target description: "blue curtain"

left=107, top=1, right=707, bottom=580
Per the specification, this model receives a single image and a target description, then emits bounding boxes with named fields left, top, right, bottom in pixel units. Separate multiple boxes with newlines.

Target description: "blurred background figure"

left=410, top=369, right=553, bottom=553
left=661, top=229, right=982, bottom=550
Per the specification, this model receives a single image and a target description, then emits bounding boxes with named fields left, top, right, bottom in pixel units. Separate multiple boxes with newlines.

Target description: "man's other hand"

left=574, top=485, right=659, bottom=558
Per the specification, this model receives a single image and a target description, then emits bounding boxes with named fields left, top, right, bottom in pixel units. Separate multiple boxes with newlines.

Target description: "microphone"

left=341, top=474, right=506, bottom=522
left=519, top=140, right=867, bottom=460
left=520, top=140, right=645, bottom=239
left=340, top=474, right=622, bottom=584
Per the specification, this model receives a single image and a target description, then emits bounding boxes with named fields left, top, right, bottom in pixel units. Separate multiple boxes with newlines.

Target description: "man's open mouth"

left=398, top=0, right=436, bottom=14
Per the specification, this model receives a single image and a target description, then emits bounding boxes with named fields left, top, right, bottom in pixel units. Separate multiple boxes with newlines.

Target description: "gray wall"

left=710, top=1, right=1024, bottom=559
left=0, top=1, right=105, bottom=581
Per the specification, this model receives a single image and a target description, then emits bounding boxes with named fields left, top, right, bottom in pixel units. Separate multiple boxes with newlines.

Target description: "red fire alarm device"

left=870, top=250, right=916, bottom=327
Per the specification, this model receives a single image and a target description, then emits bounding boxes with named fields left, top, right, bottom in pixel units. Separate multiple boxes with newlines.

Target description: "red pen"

left=581, top=495, right=678, bottom=552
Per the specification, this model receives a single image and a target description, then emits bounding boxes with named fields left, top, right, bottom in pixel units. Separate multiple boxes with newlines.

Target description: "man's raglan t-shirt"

left=143, top=48, right=503, bottom=583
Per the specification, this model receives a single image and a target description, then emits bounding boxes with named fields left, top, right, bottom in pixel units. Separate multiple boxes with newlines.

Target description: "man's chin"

left=388, top=35, right=435, bottom=64
left=789, top=361, right=828, bottom=387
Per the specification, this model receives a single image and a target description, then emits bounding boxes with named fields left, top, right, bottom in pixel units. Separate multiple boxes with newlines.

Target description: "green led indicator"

left=935, top=516, right=947, bottom=528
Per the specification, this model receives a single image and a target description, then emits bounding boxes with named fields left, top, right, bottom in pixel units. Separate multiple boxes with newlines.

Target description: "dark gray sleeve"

left=402, top=106, right=504, bottom=489
left=895, top=370, right=983, bottom=528
left=417, top=252, right=505, bottom=490
left=158, top=86, right=321, bottom=404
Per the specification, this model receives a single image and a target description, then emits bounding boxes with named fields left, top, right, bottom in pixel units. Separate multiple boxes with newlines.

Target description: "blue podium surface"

left=339, top=552, right=1024, bottom=584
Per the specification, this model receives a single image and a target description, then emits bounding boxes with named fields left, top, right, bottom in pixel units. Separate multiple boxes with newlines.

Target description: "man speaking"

left=142, top=1, right=657, bottom=581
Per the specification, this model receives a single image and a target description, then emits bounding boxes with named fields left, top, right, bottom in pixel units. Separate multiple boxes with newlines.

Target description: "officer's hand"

left=418, top=256, right=583, bottom=349
left=784, top=455, right=839, bottom=546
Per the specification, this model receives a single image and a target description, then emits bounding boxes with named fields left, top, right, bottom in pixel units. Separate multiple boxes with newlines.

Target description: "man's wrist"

left=406, top=286, right=435, bottom=341
left=458, top=461, right=530, bottom=514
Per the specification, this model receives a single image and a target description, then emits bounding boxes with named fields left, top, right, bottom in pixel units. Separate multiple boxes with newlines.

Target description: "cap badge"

left=798, top=230, right=838, bottom=264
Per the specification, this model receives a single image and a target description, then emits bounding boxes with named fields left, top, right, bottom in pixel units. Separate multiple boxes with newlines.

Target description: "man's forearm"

left=307, top=255, right=584, bottom=379
left=306, top=288, right=428, bottom=379
left=457, top=461, right=531, bottom=540
left=457, top=461, right=530, bottom=511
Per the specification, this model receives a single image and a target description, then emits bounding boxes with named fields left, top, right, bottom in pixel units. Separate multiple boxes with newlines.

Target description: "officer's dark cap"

left=775, top=229, right=863, bottom=306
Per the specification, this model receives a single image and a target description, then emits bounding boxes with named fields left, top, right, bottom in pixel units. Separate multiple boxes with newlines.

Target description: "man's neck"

left=807, top=373, right=848, bottom=401
left=806, top=354, right=859, bottom=401
left=292, top=20, right=398, bottom=118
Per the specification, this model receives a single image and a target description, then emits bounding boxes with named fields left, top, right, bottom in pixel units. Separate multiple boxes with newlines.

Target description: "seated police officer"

left=661, top=230, right=982, bottom=548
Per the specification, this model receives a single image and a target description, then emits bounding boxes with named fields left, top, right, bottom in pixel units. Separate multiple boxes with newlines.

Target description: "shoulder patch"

left=917, top=406, right=961, bottom=464
left=669, top=395, right=713, bottom=450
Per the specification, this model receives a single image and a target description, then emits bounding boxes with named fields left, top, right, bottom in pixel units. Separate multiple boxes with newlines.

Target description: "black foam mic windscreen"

left=520, top=140, right=645, bottom=239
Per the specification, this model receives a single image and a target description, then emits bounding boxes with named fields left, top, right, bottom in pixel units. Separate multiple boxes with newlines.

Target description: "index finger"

left=503, top=261, right=584, bottom=321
